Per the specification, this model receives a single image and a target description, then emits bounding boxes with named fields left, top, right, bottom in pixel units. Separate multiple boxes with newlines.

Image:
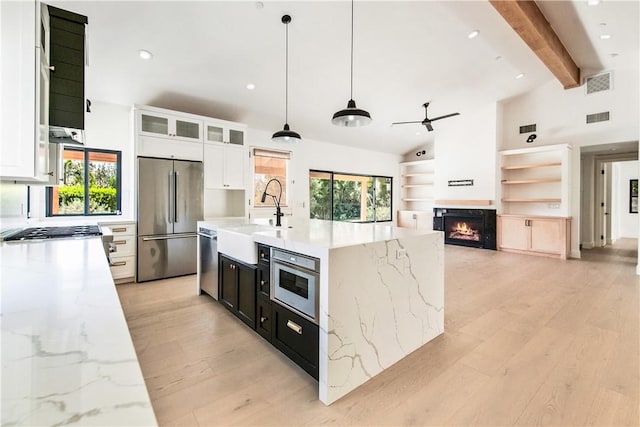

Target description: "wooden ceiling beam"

left=489, top=0, right=581, bottom=89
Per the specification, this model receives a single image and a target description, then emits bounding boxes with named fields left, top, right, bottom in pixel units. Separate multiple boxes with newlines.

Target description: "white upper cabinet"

left=203, top=143, right=245, bottom=189
left=136, top=109, right=203, bottom=142
left=204, top=120, right=246, bottom=146
left=1, top=1, right=52, bottom=182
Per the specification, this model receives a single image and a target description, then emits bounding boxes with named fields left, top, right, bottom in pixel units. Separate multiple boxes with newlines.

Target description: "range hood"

left=49, top=126, right=85, bottom=145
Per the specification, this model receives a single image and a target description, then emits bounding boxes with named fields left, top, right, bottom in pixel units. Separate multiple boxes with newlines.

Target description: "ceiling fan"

left=392, top=102, right=460, bottom=131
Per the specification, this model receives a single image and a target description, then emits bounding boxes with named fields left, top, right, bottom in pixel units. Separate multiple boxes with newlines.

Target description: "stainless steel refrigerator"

left=137, top=157, right=203, bottom=282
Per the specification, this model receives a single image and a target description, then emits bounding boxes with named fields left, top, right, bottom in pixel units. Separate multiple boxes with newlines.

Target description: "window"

left=47, top=147, right=122, bottom=216
left=309, top=170, right=392, bottom=223
left=253, top=148, right=290, bottom=207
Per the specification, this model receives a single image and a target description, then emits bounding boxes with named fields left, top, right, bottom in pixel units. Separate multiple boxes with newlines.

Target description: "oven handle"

left=271, top=258, right=319, bottom=277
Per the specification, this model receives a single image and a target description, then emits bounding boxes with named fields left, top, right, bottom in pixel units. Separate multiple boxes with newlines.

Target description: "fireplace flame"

left=454, top=222, right=475, bottom=236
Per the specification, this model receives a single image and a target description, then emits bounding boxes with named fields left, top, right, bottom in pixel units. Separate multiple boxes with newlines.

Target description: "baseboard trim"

left=570, top=249, right=581, bottom=259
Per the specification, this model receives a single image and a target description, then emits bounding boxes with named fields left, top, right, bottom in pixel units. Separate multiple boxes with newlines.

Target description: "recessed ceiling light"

left=246, top=83, right=256, bottom=90
left=255, top=1, right=264, bottom=9
left=516, top=73, right=525, bottom=79
left=495, top=55, right=503, bottom=61
left=609, top=53, right=619, bottom=58
left=587, top=0, right=600, bottom=5
left=600, top=34, right=612, bottom=40
left=599, top=22, right=607, bottom=27
left=415, top=132, right=421, bottom=136
left=468, top=30, right=480, bottom=39
left=138, top=49, right=153, bottom=60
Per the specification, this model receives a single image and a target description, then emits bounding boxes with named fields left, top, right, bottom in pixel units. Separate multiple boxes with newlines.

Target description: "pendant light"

left=331, top=0, right=372, bottom=127
left=272, top=15, right=301, bottom=143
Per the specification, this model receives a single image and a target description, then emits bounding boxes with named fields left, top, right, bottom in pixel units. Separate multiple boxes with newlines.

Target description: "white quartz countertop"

left=0, top=238, right=157, bottom=426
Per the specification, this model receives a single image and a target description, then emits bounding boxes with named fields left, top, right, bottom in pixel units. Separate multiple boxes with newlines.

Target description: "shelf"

left=501, top=178, right=561, bottom=184
left=402, top=198, right=434, bottom=202
left=402, top=173, right=434, bottom=177
left=402, top=183, right=433, bottom=188
left=434, top=199, right=493, bottom=206
left=502, top=198, right=561, bottom=203
left=501, top=162, right=561, bottom=170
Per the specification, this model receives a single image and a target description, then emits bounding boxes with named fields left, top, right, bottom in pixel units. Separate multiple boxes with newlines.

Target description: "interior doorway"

left=580, top=142, right=638, bottom=256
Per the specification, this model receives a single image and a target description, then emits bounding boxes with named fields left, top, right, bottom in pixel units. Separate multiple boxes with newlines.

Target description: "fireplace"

left=433, top=208, right=496, bottom=250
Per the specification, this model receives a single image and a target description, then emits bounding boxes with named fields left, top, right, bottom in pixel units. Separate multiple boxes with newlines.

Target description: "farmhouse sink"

left=217, top=224, right=275, bottom=264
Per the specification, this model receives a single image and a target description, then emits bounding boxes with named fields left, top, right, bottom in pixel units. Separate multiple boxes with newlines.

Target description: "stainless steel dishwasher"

left=198, top=227, right=218, bottom=299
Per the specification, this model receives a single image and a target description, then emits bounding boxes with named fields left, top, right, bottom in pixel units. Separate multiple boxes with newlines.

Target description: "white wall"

left=500, top=67, right=640, bottom=257
left=433, top=102, right=498, bottom=205
left=246, top=128, right=402, bottom=221
left=612, top=160, right=639, bottom=239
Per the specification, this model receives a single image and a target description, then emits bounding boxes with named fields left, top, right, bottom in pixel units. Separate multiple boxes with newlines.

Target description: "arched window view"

left=47, top=147, right=121, bottom=216
left=309, top=170, right=392, bottom=222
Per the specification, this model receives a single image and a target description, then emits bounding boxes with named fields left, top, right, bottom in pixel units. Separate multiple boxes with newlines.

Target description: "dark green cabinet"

left=219, top=255, right=256, bottom=330
left=48, top=5, right=87, bottom=130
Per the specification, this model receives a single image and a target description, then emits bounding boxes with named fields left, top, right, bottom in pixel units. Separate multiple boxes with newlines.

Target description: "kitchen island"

left=203, top=218, right=444, bottom=405
left=0, top=237, right=157, bottom=426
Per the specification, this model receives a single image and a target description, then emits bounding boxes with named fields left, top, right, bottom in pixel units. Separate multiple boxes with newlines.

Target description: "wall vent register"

left=586, top=111, right=610, bottom=124
left=585, top=72, right=611, bottom=94
left=519, top=124, right=537, bottom=134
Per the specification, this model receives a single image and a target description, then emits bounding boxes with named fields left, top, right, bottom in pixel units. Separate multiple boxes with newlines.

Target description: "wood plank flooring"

left=116, top=239, right=640, bottom=426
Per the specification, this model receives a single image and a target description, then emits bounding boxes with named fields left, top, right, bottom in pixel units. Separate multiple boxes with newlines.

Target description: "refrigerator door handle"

left=168, top=172, right=173, bottom=223
left=142, top=233, right=197, bottom=241
left=174, top=171, right=179, bottom=223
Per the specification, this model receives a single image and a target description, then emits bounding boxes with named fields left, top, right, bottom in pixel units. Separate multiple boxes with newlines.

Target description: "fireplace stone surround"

left=433, top=208, right=496, bottom=250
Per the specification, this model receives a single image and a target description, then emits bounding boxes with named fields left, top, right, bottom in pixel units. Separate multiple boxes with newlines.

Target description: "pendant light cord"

left=350, top=0, right=354, bottom=100
left=285, top=19, right=289, bottom=124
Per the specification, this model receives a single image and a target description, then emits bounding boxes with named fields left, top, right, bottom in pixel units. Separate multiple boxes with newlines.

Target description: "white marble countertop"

left=0, top=238, right=157, bottom=426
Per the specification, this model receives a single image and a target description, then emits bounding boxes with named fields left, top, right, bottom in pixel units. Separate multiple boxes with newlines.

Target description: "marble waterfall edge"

left=320, top=231, right=444, bottom=404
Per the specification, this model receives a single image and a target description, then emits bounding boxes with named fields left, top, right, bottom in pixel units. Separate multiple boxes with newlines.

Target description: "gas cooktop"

left=3, top=225, right=102, bottom=241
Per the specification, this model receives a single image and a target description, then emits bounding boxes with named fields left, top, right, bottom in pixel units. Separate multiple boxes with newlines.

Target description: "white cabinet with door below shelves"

left=497, top=214, right=571, bottom=260
left=204, top=143, right=245, bottom=189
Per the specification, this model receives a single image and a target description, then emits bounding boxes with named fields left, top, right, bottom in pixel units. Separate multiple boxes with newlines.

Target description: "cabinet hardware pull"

left=112, top=227, right=127, bottom=232
left=260, top=280, right=265, bottom=285
left=49, top=65, right=55, bottom=71
left=261, top=316, right=268, bottom=323
left=114, top=240, right=126, bottom=245
left=46, top=171, right=54, bottom=176
left=110, top=261, right=126, bottom=267
left=286, top=320, right=303, bottom=335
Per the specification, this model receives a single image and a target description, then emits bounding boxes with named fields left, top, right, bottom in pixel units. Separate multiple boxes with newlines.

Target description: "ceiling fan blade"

left=391, top=121, right=423, bottom=126
left=429, top=112, right=460, bottom=122
left=426, top=122, right=434, bottom=132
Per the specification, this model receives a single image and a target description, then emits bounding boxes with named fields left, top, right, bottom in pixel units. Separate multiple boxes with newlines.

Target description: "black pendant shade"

left=272, top=14, right=301, bottom=143
left=331, top=99, right=372, bottom=127
left=332, top=0, right=371, bottom=127
left=272, top=123, right=301, bottom=142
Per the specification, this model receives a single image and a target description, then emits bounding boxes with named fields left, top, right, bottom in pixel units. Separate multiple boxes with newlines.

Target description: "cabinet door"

left=139, top=111, right=171, bottom=138
left=227, top=126, right=245, bottom=146
left=223, top=145, right=245, bottom=189
left=530, top=218, right=563, bottom=254
left=219, top=256, right=238, bottom=310
left=257, top=264, right=270, bottom=297
left=205, top=123, right=224, bottom=144
left=203, top=143, right=224, bottom=189
left=236, top=263, right=256, bottom=329
left=498, top=216, right=529, bottom=251
left=271, top=303, right=319, bottom=380
left=256, top=295, right=272, bottom=341
left=174, top=117, right=202, bottom=141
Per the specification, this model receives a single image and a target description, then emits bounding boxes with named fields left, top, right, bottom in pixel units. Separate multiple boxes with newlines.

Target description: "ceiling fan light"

left=331, top=99, right=372, bottom=127
left=272, top=123, right=301, bottom=143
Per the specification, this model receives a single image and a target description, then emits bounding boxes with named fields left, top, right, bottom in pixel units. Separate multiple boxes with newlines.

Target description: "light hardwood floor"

left=116, top=239, right=640, bottom=426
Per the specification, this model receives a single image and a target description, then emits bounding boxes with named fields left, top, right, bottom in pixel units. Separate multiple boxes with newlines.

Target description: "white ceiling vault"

left=51, top=0, right=639, bottom=155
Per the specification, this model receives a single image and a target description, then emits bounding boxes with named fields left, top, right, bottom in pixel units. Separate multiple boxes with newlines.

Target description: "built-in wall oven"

left=271, top=248, right=320, bottom=324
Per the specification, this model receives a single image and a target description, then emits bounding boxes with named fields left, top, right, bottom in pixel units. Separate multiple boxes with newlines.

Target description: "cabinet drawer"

left=257, top=264, right=270, bottom=297
left=110, top=235, right=136, bottom=257
left=272, top=302, right=319, bottom=380
left=101, top=222, right=136, bottom=236
left=256, top=295, right=272, bottom=342
left=109, top=256, right=135, bottom=280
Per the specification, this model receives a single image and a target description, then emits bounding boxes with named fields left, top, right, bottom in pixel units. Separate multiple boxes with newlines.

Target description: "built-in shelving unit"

left=497, top=144, right=572, bottom=259
left=398, top=159, right=435, bottom=229
left=499, top=144, right=571, bottom=217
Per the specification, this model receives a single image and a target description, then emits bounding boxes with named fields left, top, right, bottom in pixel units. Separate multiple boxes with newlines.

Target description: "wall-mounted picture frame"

left=630, top=179, right=638, bottom=214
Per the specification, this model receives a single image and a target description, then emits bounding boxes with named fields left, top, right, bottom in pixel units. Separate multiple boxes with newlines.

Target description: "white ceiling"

left=51, top=0, right=639, bottom=155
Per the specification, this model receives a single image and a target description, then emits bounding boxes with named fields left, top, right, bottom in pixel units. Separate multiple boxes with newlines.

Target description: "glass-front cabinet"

left=204, top=120, right=246, bottom=146
left=138, top=110, right=203, bottom=142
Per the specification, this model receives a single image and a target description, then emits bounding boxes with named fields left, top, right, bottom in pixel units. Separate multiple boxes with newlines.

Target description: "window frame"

left=46, top=146, right=122, bottom=217
left=252, top=148, right=291, bottom=209
left=309, top=169, right=393, bottom=223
